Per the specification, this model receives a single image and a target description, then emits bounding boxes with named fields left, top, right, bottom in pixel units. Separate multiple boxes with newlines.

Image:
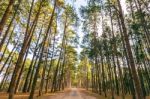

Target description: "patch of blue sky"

left=66, top=0, right=88, bottom=55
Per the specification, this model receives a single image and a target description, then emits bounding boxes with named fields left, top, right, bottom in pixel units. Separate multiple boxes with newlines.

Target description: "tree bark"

left=0, top=0, right=21, bottom=51
left=117, top=0, right=144, bottom=98
left=0, top=0, right=15, bottom=36
left=29, top=0, right=56, bottom=98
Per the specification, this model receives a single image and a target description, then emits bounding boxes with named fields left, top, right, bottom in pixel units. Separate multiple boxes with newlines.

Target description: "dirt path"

left=40, top=88, right=96, bottom=99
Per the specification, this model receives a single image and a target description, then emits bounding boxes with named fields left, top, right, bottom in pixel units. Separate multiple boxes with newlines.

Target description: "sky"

left=73, top=0, right=87, bottom=54
left=66, top=0, right=87, bottom=54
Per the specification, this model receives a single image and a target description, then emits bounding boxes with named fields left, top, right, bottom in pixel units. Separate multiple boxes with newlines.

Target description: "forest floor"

left=0, top=88, right=150, bottom=99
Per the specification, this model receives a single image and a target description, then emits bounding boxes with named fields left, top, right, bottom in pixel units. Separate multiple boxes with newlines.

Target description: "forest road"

left=44, top=88, right=97, bottom=99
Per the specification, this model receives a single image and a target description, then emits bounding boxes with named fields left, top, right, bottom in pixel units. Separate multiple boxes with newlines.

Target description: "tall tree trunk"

left=0, top=0, right=15, bottom=36
left=45, top=33, right=56, bottom=93
left=15, top=22, right=37, bottom=93
left=15, top=46, right=30, bottom=93
left=108, top=0, right=125, bottom=97
left=0, top=25, right=15, bottom=63
left=116, top=12, right=136, bottom=99
left=22, top=25, right=43, bottom=93
left=8, top=0, right=42, bottom=98
left=117, top=0, right=144, bottom=98
left=0, top=56, right=12, bottom=90
left=27, top=48, right=41, bottom=92
left=0, top=0, right=21, bottom=51
left=29, top=1, right=56, bottom=98
left=39, top=47, right=49, bottom=96
left=0, top=41, right=18, bottom=74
